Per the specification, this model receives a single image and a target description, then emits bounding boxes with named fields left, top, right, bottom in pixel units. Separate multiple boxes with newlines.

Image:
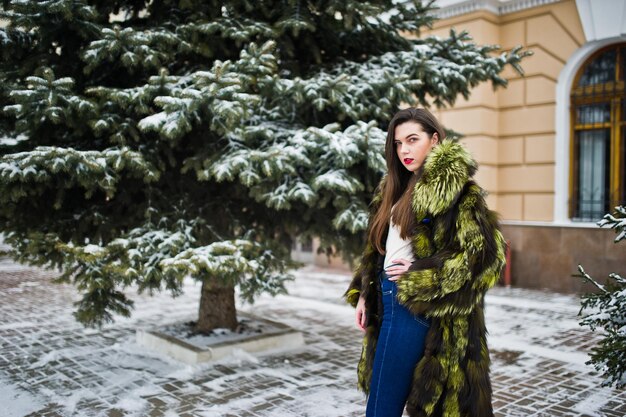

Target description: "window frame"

left=569, top=44, right=625, bottom=221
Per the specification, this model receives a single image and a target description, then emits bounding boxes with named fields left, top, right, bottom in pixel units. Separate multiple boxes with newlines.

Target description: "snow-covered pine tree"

left=0, top=0, right=528, bottom=332
left=576, top=206, right=626, bottom=388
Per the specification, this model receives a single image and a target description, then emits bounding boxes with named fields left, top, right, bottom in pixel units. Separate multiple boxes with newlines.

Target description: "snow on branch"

left=333, top=199, right=369, bottom=233
left=178, top=17, right=274, bottom=45
left=598, top=206, right=626, bottom=243
left=136, top=43, right=276, bottom=141
left=160, top=239, right=293, bottom=303
left=82, top=26, right=186, bottom=74
left=272, top=28, right=529, bottom=120
left=0, top=146, right=160, bottom=201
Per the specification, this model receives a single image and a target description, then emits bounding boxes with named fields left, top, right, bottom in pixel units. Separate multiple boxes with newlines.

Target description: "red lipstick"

left=403, top=158, right=414, bottom=164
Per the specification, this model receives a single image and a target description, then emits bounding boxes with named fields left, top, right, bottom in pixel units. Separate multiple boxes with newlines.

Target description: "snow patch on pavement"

left=0, top=378, right=44, bottom=417
left=488, top=335, right=589, bottom=367
left=572, top=386, right=614, bottom=416
left=0, top=321, right=38, bottom=330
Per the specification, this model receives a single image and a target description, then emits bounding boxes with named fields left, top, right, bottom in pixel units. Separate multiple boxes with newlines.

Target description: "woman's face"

left=393, top=121, right=439, bottom=173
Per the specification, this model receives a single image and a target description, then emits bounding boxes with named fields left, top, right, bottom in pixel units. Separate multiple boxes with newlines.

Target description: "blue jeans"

left=366, top=270, right=431, bottom=417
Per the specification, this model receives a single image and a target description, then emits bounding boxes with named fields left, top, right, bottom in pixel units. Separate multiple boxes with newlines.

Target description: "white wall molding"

left=553, top=37, right=626, bottom=224
left=433, top=0, right=562, bottom=19
left=575, top=0, right=626, bottom=42
left=498, top=0, right=562, bottom=14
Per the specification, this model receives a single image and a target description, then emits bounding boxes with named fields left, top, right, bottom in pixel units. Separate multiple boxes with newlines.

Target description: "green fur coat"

left=345, top=140, right=506, bottom=417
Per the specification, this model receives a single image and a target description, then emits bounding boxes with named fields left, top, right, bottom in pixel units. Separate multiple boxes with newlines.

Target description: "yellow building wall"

left=425, top=0, right=586, bottom=221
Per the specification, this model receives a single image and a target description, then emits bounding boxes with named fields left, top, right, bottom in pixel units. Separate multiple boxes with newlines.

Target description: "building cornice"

left=433, top=0, right=563, bottom=19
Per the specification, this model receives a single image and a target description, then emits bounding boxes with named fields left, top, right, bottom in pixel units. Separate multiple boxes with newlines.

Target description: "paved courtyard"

left=0, top=256, right=625, bottom=417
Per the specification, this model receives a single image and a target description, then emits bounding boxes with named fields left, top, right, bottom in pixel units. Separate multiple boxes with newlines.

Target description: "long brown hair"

left=368, top=107, right=446, bottom=254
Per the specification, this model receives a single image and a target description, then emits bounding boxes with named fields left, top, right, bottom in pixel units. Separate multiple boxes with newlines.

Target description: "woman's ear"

left=431, top=132, right=439, bottom=145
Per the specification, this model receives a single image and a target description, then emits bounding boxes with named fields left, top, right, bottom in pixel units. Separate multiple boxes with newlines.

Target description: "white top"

left=383, top=203, right=416, bottom=269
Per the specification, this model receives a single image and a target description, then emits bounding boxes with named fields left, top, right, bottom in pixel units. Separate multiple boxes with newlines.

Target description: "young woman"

left=345, top=107, right=506, bottom=417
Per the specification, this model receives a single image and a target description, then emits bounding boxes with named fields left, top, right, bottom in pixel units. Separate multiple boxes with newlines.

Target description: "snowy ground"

left=0, top=258, right=624, bottom=417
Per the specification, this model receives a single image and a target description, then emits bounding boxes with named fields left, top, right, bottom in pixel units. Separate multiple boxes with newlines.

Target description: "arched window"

left=570, top=44, right=626, bottom=221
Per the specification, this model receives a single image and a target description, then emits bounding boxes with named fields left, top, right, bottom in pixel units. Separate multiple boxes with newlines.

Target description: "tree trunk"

left=196, top=278, right=238, bottom=332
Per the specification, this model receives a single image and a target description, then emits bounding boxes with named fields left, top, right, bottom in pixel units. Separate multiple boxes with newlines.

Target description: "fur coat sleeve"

left=345, top=140, right=506, bottom=417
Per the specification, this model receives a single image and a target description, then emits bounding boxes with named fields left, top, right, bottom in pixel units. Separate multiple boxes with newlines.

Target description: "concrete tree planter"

left=136, top=312, right=304, bottom=365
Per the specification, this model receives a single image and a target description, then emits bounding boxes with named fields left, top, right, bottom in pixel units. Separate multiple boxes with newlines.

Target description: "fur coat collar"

left=345, top=139, right=506, bottom=417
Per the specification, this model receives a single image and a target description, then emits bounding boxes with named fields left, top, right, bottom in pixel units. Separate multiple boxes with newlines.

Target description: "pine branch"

left=0, top=146, right=160, bottom=202
left=160, top=237, right=294, bottom=304
left=82, top=25, right=188, bottom=74
left=269, top=30, right=531, bottom=122
left=598, top=206, right=626, bottom=243
left=576, top=205, right=626, bottom=388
